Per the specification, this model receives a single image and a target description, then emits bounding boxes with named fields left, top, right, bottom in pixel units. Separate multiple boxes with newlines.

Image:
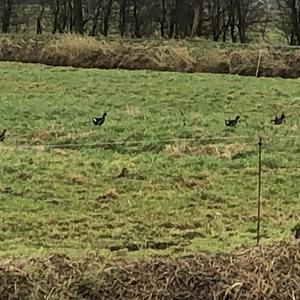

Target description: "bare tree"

left=277, top=0, right=300, bottom=44
left=235, top=0, right=266, bottom=43
left=51, top=0, right=61, bottom=33
left=1, top=0, right=13, bottom=33
left=0, top=0, right=274, bottom=41
left=90, top=0, right=103, bottom=36
left=119, top=0, right=127, bottom=36
left=36, top=0, right=44, bottom=34
left=236, top=0, right=246, bottom=42
left=60, top=0, right=68, bottom=32
left=102, top=0, right=113, bottom=36
left=207, top=0, right=225, bottom=41
left=68, top=0, right=74, bottom=31
left=168, top=0, right=191, bottom=38
left=132, top=0, right=141, bottom=37
left=73, top=0, right=83, bottom=33
left=220, top=0, right=236, bottom=42
left=159, top=0, right=166, bottom=37
left=191, top=0, right=205, bottom=37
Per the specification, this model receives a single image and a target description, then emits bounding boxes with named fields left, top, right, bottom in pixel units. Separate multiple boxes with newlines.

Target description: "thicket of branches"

left=1, top=0, right=300, bottom=45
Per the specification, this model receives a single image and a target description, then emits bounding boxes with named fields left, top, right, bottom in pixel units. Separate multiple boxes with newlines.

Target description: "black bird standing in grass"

left=116, top=167, right=129, bottom=178
left=291, top=224, right=300, bottom=239
left=271, top=113, right=285, bottom=125
left=0, top=129, right=6, bottom=142
left=92, top=112, right=107, bottom=126
left=225, top=116, right=240, bottom=127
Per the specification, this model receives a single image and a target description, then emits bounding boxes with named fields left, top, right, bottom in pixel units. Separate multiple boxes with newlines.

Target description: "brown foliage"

left=40, top=35, right=196, bottom=72
left=1, top=35, right=300, bottom=78
left=0, top=241, right=299, bottom=299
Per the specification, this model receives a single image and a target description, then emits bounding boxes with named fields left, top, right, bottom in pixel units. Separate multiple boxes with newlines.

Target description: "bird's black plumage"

left=92, top=112, right=107, bottom=126
left=225, top=116, right=240, bottom=127
left=0, top=129, right=6, bottom=142
left=292, top=224, right=300, bottom=239
left=271, top=113, right=285, bottom=125
left=116, top=167, right=129, bottom=178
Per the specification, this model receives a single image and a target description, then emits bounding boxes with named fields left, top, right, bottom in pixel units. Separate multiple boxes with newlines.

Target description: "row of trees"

left=1, top=0, right=300, bottom=45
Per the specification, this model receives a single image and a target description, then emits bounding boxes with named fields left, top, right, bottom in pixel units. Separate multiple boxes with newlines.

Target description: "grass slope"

left=0, top=62, right=300, bottom=259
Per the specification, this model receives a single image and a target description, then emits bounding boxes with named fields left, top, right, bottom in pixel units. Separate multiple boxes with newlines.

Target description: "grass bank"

left=1, top=34, right=300, bottom=77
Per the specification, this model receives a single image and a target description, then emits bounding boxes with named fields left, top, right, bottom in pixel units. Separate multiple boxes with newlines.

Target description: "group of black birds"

left=92, top=112, right=286, bottom=129
left=0, top=112, right=286, bottom=143
left=225, top=112, right=286, bottom=127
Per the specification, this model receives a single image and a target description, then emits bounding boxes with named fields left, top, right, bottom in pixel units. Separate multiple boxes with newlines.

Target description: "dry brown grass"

left=0, top=36, right=41, bottom=62
left=195, top=44, right=300, bottom=78
left=17, top=130, right=69, bottom=145
left=40, top=35, right=196, bottom=72
left=1, top=35, right=300, bottom=77
left=163, top=143, right=250, bottom=159
left=69, top=174, right=85, bottom=185
left=0, top=241, right=299, bottom=299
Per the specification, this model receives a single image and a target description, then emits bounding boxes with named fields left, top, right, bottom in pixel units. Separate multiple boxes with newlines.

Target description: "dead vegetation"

left=1, top=35, right=300, bottom=78
left=40, top=35, right=196, bottom=72
left=0, top=241, right=299, bottom=299
left=17, top=130, right=70, bottom=145
left=163, top=143, right=251, bottom=159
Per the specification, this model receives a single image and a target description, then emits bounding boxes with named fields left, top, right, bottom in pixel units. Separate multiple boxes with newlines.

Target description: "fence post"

left=256, top=50, right=263, bottom=78
left=256, top=136, right=263, bottom=246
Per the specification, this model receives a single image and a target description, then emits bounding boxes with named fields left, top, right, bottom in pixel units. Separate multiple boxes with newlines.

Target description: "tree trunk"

left=1, top=0, right=12, bottom=33
left=103, top=0, right=113, bottom=36
left=36, top=1, right=44, bottom=34
left=222, top=9, right=227, bottom=42
left=222, top=2, right=234, bottom=42
left=160, top=0, right=166, bottom=37
left=236, top=0, right=246, bottom=43
left=228, top=0, right=236, bottom=42
left=68, top=0, right=74, bottom=32
left=290, top=0, right=300, bottom=44
left=211, top=0, right=221, bottom=42
left=290, top=32, right=296, bottom=45
left=169, top=0, right=179, bottom=38
left=230, top=16, right=236, bottom=42
left=298, top=1, right=300, bottom=44
left=197, top=0, right=204, bottom=36
left=132, top=0, right=141, bottom=38
left=91, top=0, right=102, bottom=36
left=37, top=16, right=42, bottom=34
left=61, top=0, right=67, bottom=32
left=119, top=0, right=127, bottom=37
left=73, top=0, right=83, bottom=34
left=52, top=0, right=60, bottom=33
left=191, top=0, right=201, bottom=37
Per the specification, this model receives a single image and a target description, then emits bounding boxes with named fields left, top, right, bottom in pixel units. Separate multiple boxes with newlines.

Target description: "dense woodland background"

left=1, top=0, right=300, bottom=44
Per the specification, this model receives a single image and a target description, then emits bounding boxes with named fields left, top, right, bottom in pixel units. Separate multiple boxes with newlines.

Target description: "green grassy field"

left=0, top=61, right=300, bottom=259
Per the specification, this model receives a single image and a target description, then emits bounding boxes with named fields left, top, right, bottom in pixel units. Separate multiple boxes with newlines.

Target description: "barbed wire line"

left=0, top=135, right=258, bottom=150
left=0, top=133, right=300, bottom=151
left=262, top=134, right=300, bottom=139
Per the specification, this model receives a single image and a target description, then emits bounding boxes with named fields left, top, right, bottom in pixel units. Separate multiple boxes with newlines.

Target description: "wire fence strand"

left=0, top=135, right=257, bottom=150
left=0, top=134, right=300, bottom=150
